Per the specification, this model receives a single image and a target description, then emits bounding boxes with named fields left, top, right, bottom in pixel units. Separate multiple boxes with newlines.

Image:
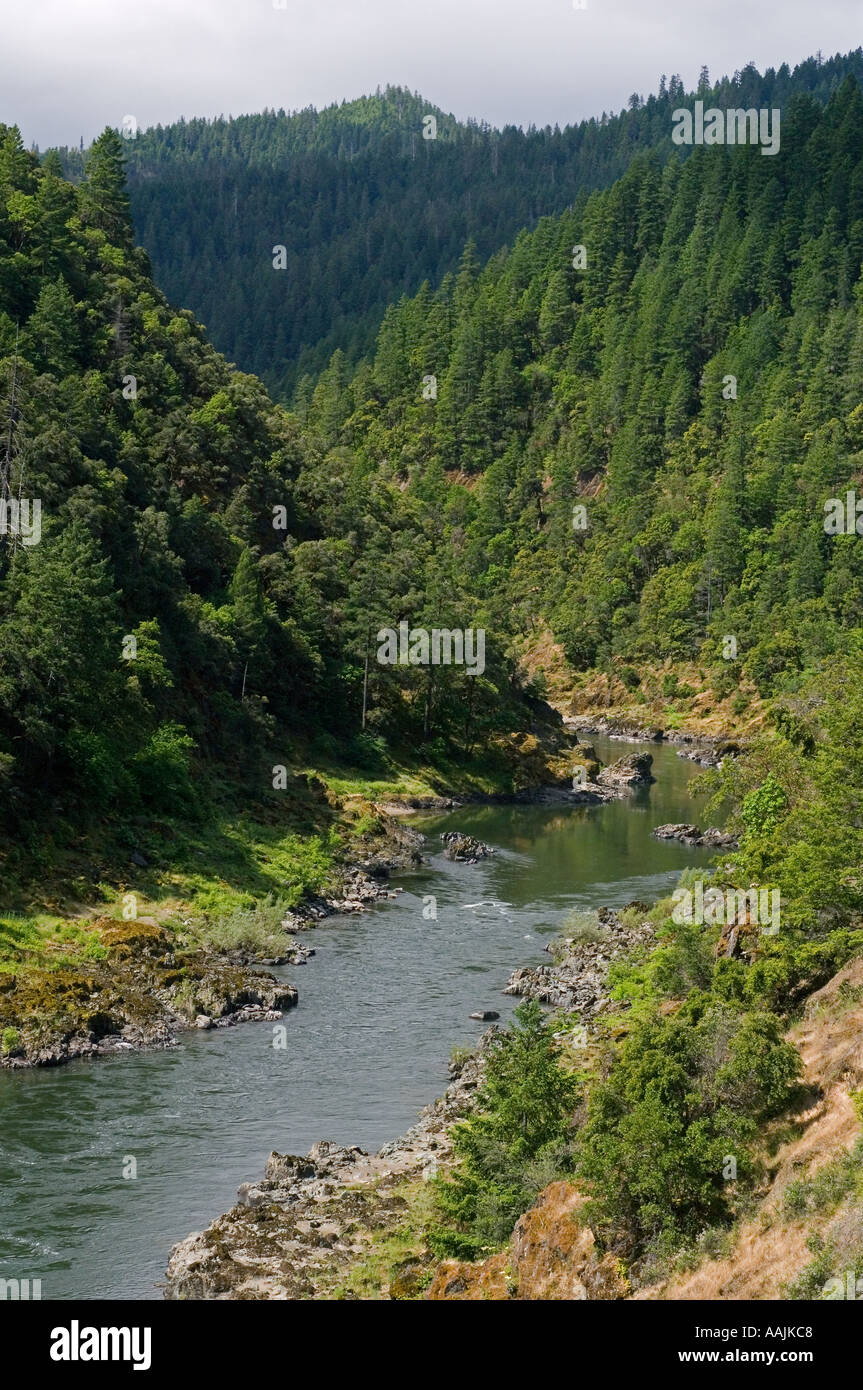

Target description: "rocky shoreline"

left=565, top=714, right=740, bottom=768
left=163, top=1043, right=490, bottom=1299
left=380, top=748, right=658, bottom=816
left=0, top=813, right=427, bottom=1071
left=504, top=904, right=655, bottom=1016
left=0, top=916, right=300, bottom=1069
left=162, top=900, right=663, bottom=1299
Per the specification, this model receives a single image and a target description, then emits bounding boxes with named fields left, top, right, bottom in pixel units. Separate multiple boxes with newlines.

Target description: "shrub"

left=131, top=722, right=198, bottom=812
left=197, top=893, right=293, bottom=955
left=576, top=996, right=801, bottom=1255
left=431, top=1000, right=579, bottom=1257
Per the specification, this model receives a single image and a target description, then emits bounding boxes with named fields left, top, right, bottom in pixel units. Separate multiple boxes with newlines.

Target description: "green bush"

left=131, top=723, right=198, bottom=812
left=431, top=1000, right=579, bottom=1258
left=576, top=996, right=801, bottom=1255
left=198, top=893, right=293, bottom=955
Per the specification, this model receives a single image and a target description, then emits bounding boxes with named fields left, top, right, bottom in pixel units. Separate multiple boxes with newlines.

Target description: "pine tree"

left=25, top=277, right=78, bottom=375
left=81, top=127, right=133, bottom=247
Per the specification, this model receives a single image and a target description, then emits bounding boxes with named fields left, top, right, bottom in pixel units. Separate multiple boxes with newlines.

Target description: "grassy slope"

left=0, top=712, right=578, bottom=983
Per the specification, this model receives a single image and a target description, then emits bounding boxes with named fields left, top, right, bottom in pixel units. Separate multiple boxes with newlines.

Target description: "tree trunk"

left=361, top=629, right=370, bottom=731
left=464, top=678, right=477, bottom=757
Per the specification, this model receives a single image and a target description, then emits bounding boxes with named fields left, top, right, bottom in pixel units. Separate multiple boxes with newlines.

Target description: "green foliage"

left=2, top=61, right=862, bottom=1282
left=49, top=57, right=863, bottom=401
left=179, top=66, right=863, bottom=718
left=195, top=893, right=293, bottom=955
left=741, top=773, right=788, bottom=839
left=782, top=1139, right=863, bottom=1221
left=432, top=1000, right=579, bottom=1257
left=0, top=123, right=540, bottom=844
left=577, top=997, right=801, bottom=1255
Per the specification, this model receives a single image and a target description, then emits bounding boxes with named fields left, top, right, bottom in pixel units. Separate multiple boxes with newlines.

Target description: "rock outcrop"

left=440, top=832, right=495, bottom=863
left=427, top=1182, right=627, bottom=1300
left=504, top=905, right=654, bottom=1016
left=597, top=752, right=655, bottom=788
left=653, top=823, right=738, bottom=849
left=0, top=917, right=298, bottom=1069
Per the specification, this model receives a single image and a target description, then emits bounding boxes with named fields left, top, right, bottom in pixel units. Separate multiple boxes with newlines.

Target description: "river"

left=0, top=736, right=712, bottom=1299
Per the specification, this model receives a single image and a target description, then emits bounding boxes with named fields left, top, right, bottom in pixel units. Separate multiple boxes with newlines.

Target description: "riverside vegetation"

left=3, top=50, right=863, bottom=1295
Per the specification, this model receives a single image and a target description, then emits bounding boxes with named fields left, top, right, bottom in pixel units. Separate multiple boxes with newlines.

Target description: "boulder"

left=440, top=832, right=495, bottom=863
left=597, top=752, right=654, bottom=787
left=697, top=827, right=738, bottom=849
left=653, top=822, right=702, bottom=843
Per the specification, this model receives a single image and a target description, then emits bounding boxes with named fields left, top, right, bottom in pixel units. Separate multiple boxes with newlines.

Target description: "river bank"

left=0, top=737, right=712, bottom=1299
left=163, top=1043, right=489, bottom=1299
left=160, top=881, right=863, bottom=1304
left=161, top=898, right=664, bottom=1299
left=0, top=809, right=426, bottom=1070
left=0, top=730, right=655, bottom=1070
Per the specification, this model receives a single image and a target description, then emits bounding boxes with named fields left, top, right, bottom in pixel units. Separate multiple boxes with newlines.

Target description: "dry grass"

left=636, top=958, right=863, bottom=1301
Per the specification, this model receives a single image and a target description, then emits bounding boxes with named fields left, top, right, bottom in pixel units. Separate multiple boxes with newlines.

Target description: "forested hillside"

left=0, top=126, right=529, bottom=842
left=5, top=45, right=863, bottom=1309
left=4, top=69, right=863, bottom=845
left=51, top=51, right=863, bottom=398
left=296, top=75, right=863, bottom=712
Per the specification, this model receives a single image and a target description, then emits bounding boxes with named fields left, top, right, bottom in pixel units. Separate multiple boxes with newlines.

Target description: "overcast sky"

left=6, top=0, right=863, bottom=150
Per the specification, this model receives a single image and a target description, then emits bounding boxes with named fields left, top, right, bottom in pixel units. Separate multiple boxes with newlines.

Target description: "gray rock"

left=653, top=822, right=702, bottom=843
left=597, top=752, right=655, bottom=787
left=653, top=823, right=738, bottom=849
left=440, top=832, right=495, bottom=862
